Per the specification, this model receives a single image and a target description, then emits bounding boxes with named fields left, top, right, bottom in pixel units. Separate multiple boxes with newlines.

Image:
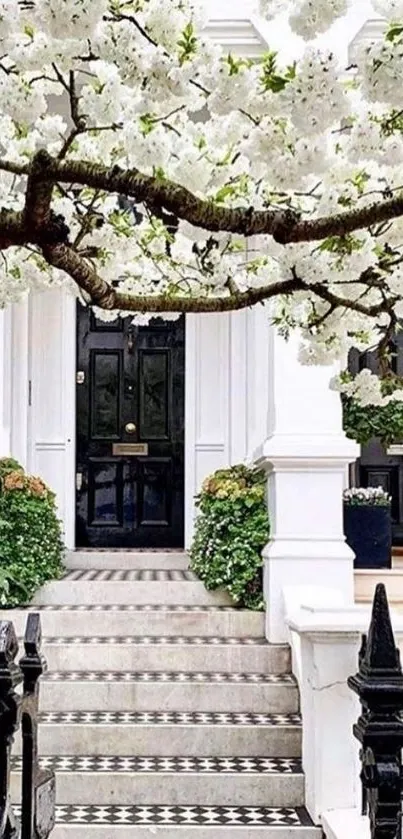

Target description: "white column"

left=0, top=308, right=12, bottom=455
left=255, top=329, right=359, bottom=642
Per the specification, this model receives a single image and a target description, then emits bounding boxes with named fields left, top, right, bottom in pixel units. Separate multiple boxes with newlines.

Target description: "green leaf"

left=386, top=23, right=403, bottom=42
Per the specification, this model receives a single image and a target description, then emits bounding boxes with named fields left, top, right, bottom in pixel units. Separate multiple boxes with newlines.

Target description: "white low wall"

left=285, top=586, right=403, bottom=839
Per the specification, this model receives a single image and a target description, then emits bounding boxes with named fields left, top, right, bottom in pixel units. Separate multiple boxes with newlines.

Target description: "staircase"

left=7, top=551, right=319, bottom=839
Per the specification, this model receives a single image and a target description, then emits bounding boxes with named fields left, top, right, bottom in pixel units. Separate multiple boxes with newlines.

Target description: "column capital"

left=255, top=432, right=359, bottom=471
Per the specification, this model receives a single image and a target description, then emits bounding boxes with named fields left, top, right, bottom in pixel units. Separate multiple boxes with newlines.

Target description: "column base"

left=257, top=432, right=359, bottom=644
left=263, top=540, right=355, bottom=642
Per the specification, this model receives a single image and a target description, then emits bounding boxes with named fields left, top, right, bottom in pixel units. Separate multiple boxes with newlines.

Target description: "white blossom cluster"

left=0, top=0, right=401, bottom=402
left=331, top=368, right=403, bottom=407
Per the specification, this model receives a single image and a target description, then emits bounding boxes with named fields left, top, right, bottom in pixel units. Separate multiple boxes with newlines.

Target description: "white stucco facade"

left=0, top=9, right=390, bottom=838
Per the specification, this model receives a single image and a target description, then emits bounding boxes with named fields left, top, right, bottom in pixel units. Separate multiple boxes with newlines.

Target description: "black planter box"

left=344, top=503, right=392, bottom=569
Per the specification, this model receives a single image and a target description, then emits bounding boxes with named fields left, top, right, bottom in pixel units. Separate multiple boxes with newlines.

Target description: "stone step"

left=12, top=805, right=320, bottom=839
left=0, top=606, right=265, bottom=639
left=39, top=637, right=289, bottom=675
left=10, top=756, right=304, bottom=807
left=354, top=569, right=403, bottom=604
left=14, top=712, right=302, bottom=757
left=32, top=570, right=232, bottom=607
left=39, top=672, right=298, bottom=714
left=65, top=551, right=190, bottom=570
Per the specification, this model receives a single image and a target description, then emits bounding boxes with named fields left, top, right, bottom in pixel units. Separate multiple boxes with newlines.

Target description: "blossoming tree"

left=0, top=0, right=402, bottom=403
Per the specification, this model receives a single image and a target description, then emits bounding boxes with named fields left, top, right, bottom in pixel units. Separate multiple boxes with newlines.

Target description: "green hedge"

left=190, top=464, right=269, bottom=610
left=0, top=457, right=64, bottom=606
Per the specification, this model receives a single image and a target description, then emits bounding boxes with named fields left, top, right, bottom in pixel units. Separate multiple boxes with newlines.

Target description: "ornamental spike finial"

left=361, top=583, right=401, bottom=677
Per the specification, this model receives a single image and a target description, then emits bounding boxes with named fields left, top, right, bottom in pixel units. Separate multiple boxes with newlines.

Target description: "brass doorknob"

left=125, top=422, right=137, bottom=434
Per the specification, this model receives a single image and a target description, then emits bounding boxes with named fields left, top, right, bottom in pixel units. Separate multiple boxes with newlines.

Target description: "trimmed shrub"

left=0, top=459, right=64, bottom=606
left=190, top=464, right=269, bottom=610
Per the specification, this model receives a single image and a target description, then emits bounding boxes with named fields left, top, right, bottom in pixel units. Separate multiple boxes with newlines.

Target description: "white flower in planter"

left=343, top=486, right=391, bottom=507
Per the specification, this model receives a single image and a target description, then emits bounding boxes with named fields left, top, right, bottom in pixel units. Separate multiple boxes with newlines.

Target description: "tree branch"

left=42, top=241, right=304, bottom=312
left=21, top=153, right=403, bottom=244
left=2, top=152, right=403, bottom=245
left=23, top=149, right=55, bottom=230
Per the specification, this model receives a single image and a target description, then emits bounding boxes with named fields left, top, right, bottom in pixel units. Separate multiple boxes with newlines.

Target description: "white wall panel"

left=29, top=288, right=75, bottom=547
left=185, top=310, right=262, bottom=546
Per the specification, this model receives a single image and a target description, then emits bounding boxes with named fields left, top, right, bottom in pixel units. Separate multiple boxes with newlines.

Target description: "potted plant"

left=343, top=486, right=392, bottom=569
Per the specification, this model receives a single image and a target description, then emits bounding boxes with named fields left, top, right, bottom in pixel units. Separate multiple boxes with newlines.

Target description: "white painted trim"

left=10, top=298, right=30, bottom=469
left=60, top=290, right=76, bottom=549
left=195, top=442, right=225, bottom=452
left=184, top=314, right=197, bottom=550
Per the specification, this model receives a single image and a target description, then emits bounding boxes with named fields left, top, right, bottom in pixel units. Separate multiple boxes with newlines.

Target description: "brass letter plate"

left=113, top=443, right=149, bottom=456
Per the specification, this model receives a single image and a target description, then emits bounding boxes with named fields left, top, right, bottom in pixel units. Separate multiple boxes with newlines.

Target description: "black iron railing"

left=349, top=583, right=403, bottom=839
left=0, top=613, right=55, bottom=839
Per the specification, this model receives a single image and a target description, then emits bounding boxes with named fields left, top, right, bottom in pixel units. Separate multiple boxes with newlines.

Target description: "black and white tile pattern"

left=18, top=604, right=244, bottom=612
left=12, top=805, right=313, bottom=826
left=39, top=710, right=302, bottom=726
left=75, top=548, right=186, bottom=553
left=62, top=569, right=196, bottom=581
left=45, top=636, right=267, bottom=646
left=11, top=755, right=302, bottom=774
left=43, top=670, right=294, bottom=683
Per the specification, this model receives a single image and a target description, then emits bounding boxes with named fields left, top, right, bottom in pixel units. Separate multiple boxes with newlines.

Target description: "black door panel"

left=76, top=307, right=185, bottom=547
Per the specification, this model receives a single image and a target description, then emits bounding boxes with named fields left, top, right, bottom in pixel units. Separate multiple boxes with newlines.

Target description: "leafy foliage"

left=0, top=459, right=64, bottom=607
left=342, top=394, right=403, bottom=448
left=0, top=457, right=24, bottom=479
left=0, top=560, right=29, bottom=606
left=190, top=465, right=269, bottom=610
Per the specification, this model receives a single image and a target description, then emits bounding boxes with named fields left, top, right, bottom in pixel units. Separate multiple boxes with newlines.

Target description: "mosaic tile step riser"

left=62, top=570, right=198, bottom=582
left=11, top=756, right=302, bottom=773
left=11, top=804, right=315, bottom=829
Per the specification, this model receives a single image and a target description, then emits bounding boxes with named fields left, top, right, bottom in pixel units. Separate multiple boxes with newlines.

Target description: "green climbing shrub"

left=342, top=395, right=403, bottom=448
left=0, top=458, right=64, bottom=607
left=190, top=464, right=269, bottom=610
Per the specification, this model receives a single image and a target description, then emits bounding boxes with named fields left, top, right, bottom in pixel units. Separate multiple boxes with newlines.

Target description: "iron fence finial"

left=349, top=583, right=403, bottom=839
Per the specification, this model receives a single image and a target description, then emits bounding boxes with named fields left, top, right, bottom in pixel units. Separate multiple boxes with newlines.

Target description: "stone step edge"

left=40, top=636, right=273, bottom=647
left=12, top=805, right=314, bottom=827
left=6, top=605, right=250, bottom=613
left=38, top=711, right=302, bottom=726
left=10, top=756, right=303, bottom=774
left=42, top=671, right=295, bottom=685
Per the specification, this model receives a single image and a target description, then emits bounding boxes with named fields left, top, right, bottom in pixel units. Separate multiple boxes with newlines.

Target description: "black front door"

left=76, top=307, right=185, bottom=548
left=350, top=337, right=403, bottom=544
